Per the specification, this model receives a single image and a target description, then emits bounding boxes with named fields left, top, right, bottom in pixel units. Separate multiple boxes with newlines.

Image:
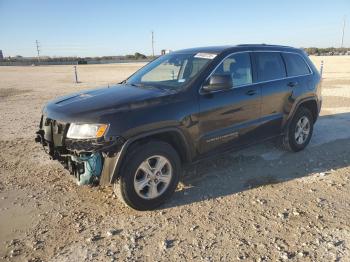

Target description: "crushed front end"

left=35, top=115, right=124, bottom=185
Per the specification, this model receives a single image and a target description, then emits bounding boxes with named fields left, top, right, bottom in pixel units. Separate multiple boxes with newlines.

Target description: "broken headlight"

left=66, top=123, right=109, bottom=139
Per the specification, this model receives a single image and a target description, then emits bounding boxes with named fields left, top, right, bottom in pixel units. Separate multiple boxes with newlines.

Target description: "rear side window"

left=282, top=53, right=311, bottom=77
left=255, top=52, right=286, bottom=82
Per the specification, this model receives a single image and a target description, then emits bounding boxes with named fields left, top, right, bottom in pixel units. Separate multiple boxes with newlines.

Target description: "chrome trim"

left=199, top=50, right=314, bottom=95
left=206, top=131, right=239, bottom=143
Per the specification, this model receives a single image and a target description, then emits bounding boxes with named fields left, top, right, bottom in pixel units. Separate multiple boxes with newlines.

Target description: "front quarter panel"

left=104, top=90, right=198, bottom=153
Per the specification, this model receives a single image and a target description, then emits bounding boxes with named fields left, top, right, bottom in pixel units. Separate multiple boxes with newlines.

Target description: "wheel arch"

left=284, top=97, right=319, bottom=131
left=298, top=99, right=319, bottom=123
left=109, top=127, right=192, bottom=183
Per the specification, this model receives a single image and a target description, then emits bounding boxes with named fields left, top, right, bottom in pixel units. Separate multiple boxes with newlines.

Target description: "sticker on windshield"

left=194, top=53, right=217, bottom=59
left=178, top=79, right=186, bottom=83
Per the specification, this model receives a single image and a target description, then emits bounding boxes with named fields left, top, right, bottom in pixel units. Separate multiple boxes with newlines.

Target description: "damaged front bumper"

left=35, top=116, right=125, bottom=185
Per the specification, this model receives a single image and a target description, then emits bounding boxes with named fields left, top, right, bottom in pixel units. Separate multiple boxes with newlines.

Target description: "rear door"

left=252, top=52, right=290, bottom=137
left=281, top=52, right=313, bottom=101
left=198, top=52, right=262, bottom=154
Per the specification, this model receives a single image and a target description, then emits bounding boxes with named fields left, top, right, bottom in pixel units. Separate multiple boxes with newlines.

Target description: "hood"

left=43, top=84, right=169, bottom=123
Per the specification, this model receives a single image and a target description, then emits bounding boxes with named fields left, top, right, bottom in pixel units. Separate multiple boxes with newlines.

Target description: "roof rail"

left=236, top=44, right=293, bottom=48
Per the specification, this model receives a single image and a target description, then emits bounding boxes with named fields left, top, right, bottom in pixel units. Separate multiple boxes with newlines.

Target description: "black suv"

left=35, top=44, right=322, bottom=210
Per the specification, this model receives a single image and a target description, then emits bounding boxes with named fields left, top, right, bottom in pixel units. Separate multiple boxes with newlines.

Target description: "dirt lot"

left=0, top=56, right=350, bottom=261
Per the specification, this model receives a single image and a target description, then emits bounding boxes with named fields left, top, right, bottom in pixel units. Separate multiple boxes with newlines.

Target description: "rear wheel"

left=114, top=141, right=181, bottom=210
left=282, top=107, right=314, bottom=152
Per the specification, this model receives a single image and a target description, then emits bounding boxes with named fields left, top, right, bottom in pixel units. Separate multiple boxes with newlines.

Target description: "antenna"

left=341, top=16, right=346, bottom=48
left=35, top=40, right=41, bottom=64
left=151, top=31, right=155, bottom=57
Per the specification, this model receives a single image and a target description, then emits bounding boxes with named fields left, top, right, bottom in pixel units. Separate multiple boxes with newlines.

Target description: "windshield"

left=126, top=53, right=216, bottom=90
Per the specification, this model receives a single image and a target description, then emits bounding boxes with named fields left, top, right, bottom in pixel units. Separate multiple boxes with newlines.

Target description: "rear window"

left=282, top=53, right=311, bottom=77
left=255, top=52, right=286, bottom=82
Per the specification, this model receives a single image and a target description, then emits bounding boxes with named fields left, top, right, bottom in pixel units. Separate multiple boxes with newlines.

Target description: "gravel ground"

left=0, top=56, right=350, bottom=261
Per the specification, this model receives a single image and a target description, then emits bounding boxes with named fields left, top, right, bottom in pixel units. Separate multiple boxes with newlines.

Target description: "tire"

left=282, top=107, right=314, bottom=152
left=114, top=140, right=181, bottom=210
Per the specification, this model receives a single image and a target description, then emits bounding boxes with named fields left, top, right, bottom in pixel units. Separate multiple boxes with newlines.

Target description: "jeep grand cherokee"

left=35, top=44, right=322, bottom=210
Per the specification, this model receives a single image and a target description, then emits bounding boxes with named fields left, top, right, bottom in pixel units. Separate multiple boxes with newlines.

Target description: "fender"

left=109, top=127, right=192, bottom=183
left=282, top=95, right=320, bottom=132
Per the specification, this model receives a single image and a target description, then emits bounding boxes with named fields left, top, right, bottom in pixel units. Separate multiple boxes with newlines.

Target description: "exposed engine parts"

left=70, top=153, right=103, bottom=185
left=35, top=116, right=124, bottom=186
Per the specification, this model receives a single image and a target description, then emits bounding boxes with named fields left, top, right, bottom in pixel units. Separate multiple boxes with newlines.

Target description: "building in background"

left=161, top=49, right=171, bottom=55
left=0, top=50, right=3, bottom=60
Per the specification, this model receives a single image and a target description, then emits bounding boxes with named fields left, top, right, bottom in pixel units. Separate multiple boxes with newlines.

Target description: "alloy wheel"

left=133, top=155, right=173, bottom=199
left=294, top=116, right=310, bottom=145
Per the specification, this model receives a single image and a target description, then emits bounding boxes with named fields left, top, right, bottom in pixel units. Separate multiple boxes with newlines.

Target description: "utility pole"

left=35, top=40, right=41, bottom=64
left=341, top=16, right=346, bottom=48
left=151, top=31, right=155, bottom=57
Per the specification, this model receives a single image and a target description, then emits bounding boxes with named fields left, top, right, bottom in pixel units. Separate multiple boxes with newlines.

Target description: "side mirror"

left=202, top=74, right=232, bottom=92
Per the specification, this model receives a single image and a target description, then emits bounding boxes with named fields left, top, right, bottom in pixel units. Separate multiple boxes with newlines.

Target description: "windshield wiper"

left=128, top=83, right=144, bottom=88
left=126, top=82, right=171, bottom=92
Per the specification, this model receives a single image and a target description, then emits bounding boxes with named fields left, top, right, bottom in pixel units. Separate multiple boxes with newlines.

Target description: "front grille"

left=42, top=116, right=68, bottom=147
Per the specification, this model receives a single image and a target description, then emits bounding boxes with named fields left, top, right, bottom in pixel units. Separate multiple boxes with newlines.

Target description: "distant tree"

left=303, top=47, right=350, bottom=56
left=304, top=47, right=319, bottom=55
left=134, top=52, right=147, bottom=59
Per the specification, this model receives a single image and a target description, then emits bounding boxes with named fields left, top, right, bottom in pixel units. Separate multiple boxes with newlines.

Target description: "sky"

left=0, top=0, right=349, bottom=57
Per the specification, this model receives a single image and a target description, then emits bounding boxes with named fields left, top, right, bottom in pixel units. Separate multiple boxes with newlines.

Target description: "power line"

left=151, top=31, right=155, bottom=57
left=36, top=40, right=41, bottom=63
left=341, top=16, right=346, bottom=48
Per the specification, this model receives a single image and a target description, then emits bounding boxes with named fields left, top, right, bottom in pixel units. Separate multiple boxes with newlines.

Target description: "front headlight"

left=66, top=123, right=109, bottom=139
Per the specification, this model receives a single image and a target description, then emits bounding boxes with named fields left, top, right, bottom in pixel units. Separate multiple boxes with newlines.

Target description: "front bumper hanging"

left=35, top=116, right=125, bottom=185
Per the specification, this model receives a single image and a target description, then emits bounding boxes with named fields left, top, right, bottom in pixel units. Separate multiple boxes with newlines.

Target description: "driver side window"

left=212, top=53, right=252, bottom=87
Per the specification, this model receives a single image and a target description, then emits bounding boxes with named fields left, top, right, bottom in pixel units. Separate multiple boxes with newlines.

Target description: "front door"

left=198, top=52, right=261, bottom=154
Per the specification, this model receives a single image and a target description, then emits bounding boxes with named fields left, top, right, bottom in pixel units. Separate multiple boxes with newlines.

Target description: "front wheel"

left=282, top=107, right=314, bottom=152
left=114, top=141, right=181, bottom=210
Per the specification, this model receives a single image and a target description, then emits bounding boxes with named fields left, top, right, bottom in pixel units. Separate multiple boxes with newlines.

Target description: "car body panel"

left=197, top=83, right=262, bottom=153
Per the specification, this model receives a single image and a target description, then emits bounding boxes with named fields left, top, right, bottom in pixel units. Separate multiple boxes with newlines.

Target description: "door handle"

left=246, top=90, right=256, bottom=96
left=287, top=81, right=298, bottom=87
